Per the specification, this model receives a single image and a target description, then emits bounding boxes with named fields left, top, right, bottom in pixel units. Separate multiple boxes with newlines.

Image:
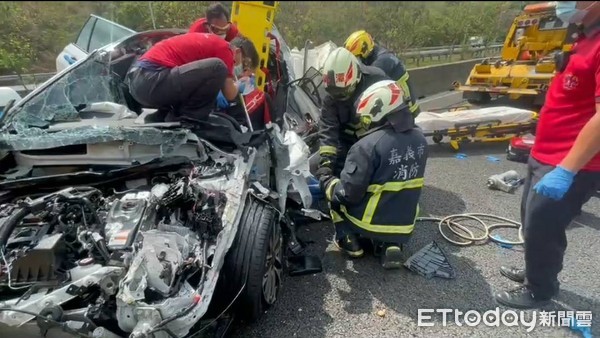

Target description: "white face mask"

left=234, top=64, right=244, bottom=78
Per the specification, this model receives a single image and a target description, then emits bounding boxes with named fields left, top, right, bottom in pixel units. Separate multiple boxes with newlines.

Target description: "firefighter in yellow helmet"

left=344, top=30, right=421, bottom=118
left=319, top=80, right=428, bottom=269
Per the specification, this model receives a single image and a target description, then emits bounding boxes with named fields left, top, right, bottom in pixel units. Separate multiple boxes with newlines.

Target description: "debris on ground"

left=403, top=241, right=455, bottom=279
left=376, top=309, right=386, bottom=318
left=455, top=153, right=468, bottom=160
left=490, top=235, right=514, bottom=249
left=486, top=155, right=500, bottom=163
left=487, top=170, right=524, bottom=193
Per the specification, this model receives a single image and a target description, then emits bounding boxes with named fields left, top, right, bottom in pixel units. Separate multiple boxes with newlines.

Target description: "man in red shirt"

left=189, top=2, right=240, bottom=42
left=495, top=1, right=600, bottom=309
left=126, top=33, right=258, bottom=123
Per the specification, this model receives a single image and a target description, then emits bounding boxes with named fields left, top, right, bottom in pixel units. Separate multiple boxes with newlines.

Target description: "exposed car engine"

left=0, top=153, right=249, bottom=338
left=0, top=13, right=321, bottom=337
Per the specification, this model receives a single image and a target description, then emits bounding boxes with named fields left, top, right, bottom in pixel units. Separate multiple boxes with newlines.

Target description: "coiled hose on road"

left=416, top=213, right=524, bottom=247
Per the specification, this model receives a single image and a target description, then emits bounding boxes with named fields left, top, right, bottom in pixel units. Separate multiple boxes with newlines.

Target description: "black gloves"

left=316, top=166, right=333, bottom=191
left=315, top=166, right=332, bottom=180
left=319, top=175, right=336, bottom=196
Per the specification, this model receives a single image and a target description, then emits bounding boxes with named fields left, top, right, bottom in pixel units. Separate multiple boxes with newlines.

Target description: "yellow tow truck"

left=453, top=1, right=578, bottom=106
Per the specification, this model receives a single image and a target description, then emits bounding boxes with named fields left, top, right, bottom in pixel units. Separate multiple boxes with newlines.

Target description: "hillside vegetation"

left=0, top=1, right=535, bottom=75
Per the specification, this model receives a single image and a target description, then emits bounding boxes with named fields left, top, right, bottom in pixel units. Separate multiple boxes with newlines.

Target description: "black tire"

left=466, top=92, right=491, bottom=105
left=223, top=196, right=283, bottom=322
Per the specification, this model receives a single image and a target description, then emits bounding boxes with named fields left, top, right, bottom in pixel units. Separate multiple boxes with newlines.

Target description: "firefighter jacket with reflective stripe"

left=365, top=44, right=421, bottom=116
left=326, top=124, right=428, bottom=240
left=318, top=65, right=390, bottom=176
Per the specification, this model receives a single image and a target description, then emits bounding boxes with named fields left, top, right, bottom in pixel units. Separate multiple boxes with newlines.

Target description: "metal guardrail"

left=0, top=43, right=504, bottom=89
left=399, top=44, right=503, bottom=67
left=0, top=72, right=55, bottom=88
left=401, top=43, right=502, bottom=53
left=400, top=44, right=502, bottom=57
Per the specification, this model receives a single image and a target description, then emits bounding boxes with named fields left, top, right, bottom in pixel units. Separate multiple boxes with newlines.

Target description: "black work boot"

left=500, top=266, right=525, bottom=283
left=380, top=245, right=403, bottom=270
left=334, top=234, right=364, bottom=258
left=495, top=285, right=551, bottom=309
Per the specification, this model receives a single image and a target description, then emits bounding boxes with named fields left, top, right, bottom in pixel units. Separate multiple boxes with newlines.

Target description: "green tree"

left=0, top=1, right=526, bottom=75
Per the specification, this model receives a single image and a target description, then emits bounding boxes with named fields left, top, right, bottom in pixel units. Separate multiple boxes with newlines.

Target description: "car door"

left=56, top=15, right=135, bottom=73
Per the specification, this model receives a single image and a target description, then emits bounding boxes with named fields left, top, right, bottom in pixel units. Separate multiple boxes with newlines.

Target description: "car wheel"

left=223, top=196, right=283, bottom=322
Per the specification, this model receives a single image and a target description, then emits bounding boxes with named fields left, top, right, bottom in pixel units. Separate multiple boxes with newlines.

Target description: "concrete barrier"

left=406, top=59, right=481, bottom=99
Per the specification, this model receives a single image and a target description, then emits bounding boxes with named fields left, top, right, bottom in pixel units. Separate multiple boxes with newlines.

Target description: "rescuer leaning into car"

left=320, top=80, right=428, bottom=269
left=344, top=30, right=421, bottom=117
left=126, top=32, right=258, bottom=123
left=495, top=1, right=600, bottom=309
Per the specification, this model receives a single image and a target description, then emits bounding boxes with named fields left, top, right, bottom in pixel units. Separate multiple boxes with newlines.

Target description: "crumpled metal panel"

left=117, top=145, right=256, bottom=338
left=0, top=266, right=124, bottom=326
left=268, top=123, right=313, bottom=212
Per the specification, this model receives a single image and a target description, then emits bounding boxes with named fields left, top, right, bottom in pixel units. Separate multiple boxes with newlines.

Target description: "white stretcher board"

left=415, top=106, right=536, bottom=134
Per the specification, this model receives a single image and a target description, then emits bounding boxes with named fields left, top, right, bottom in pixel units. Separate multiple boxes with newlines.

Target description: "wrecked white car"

left=0, top=29, right=324, bottom=338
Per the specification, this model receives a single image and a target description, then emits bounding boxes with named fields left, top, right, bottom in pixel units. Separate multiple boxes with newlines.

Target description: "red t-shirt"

left=139, top=33, right=235, bottom=77
left=188, top=18, right=240, bottom=42
left=532, top=32, right=600, bottom=171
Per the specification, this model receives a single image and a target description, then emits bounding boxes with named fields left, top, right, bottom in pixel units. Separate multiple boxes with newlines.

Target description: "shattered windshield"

left=8, top=51, right=124, bottom=130
left=0, top=29, right=195, bottom=156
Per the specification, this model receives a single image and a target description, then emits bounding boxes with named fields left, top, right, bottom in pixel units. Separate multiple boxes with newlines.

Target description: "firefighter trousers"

left=522, top=157, right=600, bottom=299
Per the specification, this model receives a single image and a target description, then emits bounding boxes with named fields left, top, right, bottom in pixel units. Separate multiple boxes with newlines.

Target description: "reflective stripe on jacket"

left=329, top=125, right=428, bottom=238
left=365, top=44, right=421, bottom=116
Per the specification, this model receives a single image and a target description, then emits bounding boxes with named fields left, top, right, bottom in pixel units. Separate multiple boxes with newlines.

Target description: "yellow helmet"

left=344, top=30, right=375, bottom=59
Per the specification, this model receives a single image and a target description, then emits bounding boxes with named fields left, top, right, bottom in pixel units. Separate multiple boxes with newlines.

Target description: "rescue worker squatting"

left=320, top=80, right=428, bottom=268
left=344, top=30, right=421, bottom=117
left=495, top=0, right=600, bottom=310
left=315, top=47, right=390, bottom=181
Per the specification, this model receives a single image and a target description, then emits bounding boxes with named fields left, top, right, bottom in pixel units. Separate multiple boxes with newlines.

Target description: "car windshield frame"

left=0, top=29, right=193, bottom=154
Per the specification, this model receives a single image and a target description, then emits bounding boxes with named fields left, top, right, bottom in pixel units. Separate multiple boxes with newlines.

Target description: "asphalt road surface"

left=234, top=141, right=600, bottom=338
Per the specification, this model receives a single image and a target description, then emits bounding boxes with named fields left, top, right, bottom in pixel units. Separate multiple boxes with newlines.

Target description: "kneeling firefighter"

left=320, top=80, right=429, bottom=269
left=344, top=30, right=421, bottom=117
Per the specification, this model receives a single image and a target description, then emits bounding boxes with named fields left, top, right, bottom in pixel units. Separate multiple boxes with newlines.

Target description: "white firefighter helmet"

left=321, top=47, right=362, bottom=100
left=356, top=80, right=406, bottom=127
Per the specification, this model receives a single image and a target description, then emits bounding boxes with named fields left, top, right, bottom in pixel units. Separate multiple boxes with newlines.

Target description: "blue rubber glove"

left=236, top=75, right=256, bottom=94
left=236, top=80, right=246, bottom=94
left=216, top=90, right=229, bottom=109
left=533, top=165, right=575, bottom=201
